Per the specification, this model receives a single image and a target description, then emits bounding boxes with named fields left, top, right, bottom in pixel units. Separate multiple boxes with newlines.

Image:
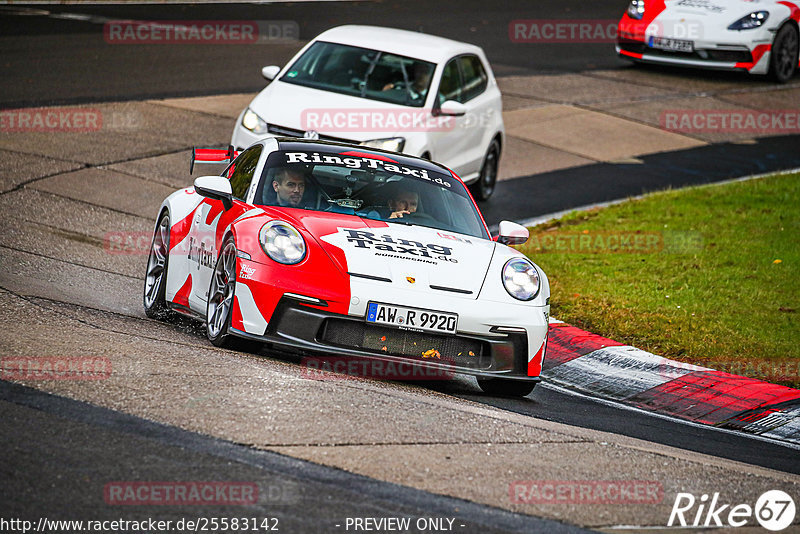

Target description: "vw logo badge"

left=303, top=130, right=319, bottom=140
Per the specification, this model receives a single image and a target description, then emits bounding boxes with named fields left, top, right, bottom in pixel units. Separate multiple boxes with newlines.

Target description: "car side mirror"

left=194, top=176, right=233, bottom=211
left=261, top=65, right=280, bottom=81
left=497, top=220, right=529, bottom=246
left=438, top=100, right=467, bottom=116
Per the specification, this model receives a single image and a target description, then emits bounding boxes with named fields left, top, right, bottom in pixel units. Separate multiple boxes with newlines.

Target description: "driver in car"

left=272, top=167, right=306, bottom=207
left=382, top=62, right=432, bottom=103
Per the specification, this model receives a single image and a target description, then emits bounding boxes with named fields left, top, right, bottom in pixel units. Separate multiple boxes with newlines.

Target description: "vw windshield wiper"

left=360, top=52, right=382, bottom=98
left=399, top=61, right=412, bottom=105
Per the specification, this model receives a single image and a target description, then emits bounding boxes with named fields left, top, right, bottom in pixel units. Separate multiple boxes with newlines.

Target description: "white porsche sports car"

left=144, top=138, right=549, bottom=397
left=231, top=25, right=505, bottom=200
left=617, top=0, right=800, bottom=82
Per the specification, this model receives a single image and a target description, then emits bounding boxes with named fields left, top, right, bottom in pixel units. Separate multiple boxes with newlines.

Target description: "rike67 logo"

left=668, top=490, right=796, bottom=531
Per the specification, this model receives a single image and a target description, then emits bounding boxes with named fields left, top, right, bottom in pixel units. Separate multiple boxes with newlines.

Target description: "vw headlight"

left=360, top=137, right=406, bottom=152
left=728, top=11, right=769, bottom=30
left=627, top=0, right=645, bottom=20
left=502, top=258, right=540, bottom=301
left=242, top=108, right=269, bottom=135
left=259, top=221, right=306, bottom=264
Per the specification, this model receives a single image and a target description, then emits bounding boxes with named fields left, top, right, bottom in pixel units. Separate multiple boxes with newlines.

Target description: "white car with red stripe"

left=617, top=0, right=800, bottom=82
left=143, top=139, right=549, bottom=397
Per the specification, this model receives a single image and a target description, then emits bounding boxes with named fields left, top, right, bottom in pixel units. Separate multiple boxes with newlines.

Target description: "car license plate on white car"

left=366, top=302, right=458, bottom=335
left=648, top=36, right=693, bottom=53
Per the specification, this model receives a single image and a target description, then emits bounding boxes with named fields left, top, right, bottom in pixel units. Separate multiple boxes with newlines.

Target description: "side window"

left=226, top=145, right=262, bottom=200
left=436, top=58, right=462, bottom=105
left=458, top=55, right=488, bottom=102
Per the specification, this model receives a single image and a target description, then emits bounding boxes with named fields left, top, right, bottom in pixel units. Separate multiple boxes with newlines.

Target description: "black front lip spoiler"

left=229, top=298, right=540, bottom=383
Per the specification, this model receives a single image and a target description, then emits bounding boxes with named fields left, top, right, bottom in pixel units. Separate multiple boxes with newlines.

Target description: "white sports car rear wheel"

left=143, top=212, right=172, bottom=320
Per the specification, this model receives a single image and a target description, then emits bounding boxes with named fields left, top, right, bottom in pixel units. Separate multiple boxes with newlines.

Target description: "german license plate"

left=366, top=302, right=457, bottom=334
left=648, top=36, right=693, bottom=53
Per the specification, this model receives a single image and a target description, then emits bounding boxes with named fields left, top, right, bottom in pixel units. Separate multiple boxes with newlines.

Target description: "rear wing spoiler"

left=190, top=145, right=239, bottom=174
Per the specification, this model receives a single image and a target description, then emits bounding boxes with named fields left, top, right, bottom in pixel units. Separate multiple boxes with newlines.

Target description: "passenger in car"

left=387, top=188, right=420, bottom=219
left=365, top=182, right=421, bottom=220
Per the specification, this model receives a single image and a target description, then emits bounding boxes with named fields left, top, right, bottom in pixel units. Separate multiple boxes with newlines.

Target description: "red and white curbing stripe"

left=526, top=170, right=800, bottom=445
left=542, top=320, right=800, bottom=445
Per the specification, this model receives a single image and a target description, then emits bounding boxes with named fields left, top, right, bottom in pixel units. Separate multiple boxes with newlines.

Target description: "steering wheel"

left=399, top=212, right=437, bottom=224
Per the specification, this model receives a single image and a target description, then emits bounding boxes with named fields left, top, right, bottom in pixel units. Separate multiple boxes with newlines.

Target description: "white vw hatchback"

left=231, top=25, right=505, bottom=200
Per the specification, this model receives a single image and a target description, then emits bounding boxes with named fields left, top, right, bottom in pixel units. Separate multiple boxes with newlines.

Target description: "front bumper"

left=230, top=296, right=543, bottom=382
left=615, top=13, right=773, bottom=75
left=616, top=41, right=772, bottom=74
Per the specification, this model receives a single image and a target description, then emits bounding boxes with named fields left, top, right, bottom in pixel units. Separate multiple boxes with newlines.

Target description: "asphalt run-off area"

left=1, top=1, right=799, bottom=533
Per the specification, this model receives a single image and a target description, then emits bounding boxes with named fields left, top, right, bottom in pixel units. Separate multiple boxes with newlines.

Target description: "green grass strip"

left=520, top=171, right=800, bottom=387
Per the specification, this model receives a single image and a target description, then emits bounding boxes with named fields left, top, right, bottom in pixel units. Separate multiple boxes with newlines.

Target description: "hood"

left=662, top=0, right=771, bottom=23
left=283, top=212, right=494, bottom=298
left=249, top=80, right=422, bottom=142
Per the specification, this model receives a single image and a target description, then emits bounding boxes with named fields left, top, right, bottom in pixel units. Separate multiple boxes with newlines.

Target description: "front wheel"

left=469, top=140, right=500, bottom=201
left=143, top=212, right=172, bottom=320
left=206, top=238, right=239, bottom=348
left=206, top=238, right=262, bottom=352
left=477, top=378, right=536, bottom=398
left=769, top=24, right=799, bottom=83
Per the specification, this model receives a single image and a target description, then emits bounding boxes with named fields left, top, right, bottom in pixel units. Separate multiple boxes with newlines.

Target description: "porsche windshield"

left=279, top=41, right=435, bottom=108
left=254, top=150, right=489, bottom=239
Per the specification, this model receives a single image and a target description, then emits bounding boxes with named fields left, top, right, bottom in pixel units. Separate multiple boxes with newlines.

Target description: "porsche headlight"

left=502, top=258, right=540, bottom=301
left=728, top=11, right=769, bottom=30
left=259, top=221, right=306, bottom=264
left=360, top=137, right=406, bottom=152
left=627, top=0, right=645, bottom=20
left=242, top=108, right=269, bottom=135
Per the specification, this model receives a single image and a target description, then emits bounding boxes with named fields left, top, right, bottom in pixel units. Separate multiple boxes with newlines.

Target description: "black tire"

left=477, top=378, right=536, bottom=398
left=206, top=237, right=240, bottom=348
left=143, top=212, right=173, bottom=320
left=469, top=140, right=500, bottom=201
left=769, top=23, right=799, bottom=83
left=205, top=237, right=263, bottom=352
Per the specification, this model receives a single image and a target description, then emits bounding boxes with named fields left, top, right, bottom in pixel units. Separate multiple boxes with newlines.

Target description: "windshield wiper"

left=399, top=61, right=412, bottom=105
left=360, top=52, right=382, bottom=98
